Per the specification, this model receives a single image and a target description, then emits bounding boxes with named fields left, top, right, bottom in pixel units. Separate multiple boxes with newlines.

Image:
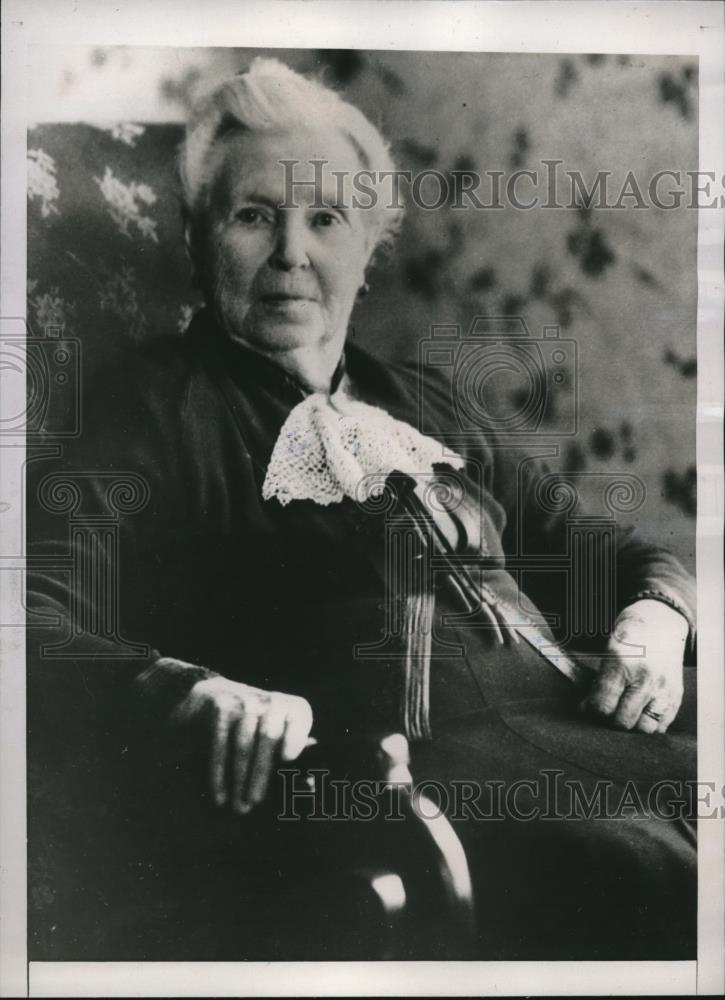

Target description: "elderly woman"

left=28, top=58, right=696, bottom=961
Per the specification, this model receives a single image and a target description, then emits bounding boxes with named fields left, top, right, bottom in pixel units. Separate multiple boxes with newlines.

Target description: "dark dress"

left=26, top=307, right=697, bottom=961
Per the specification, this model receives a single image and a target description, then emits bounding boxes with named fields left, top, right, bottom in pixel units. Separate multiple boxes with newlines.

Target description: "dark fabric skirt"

left=401, top=612, right=697, bottom=960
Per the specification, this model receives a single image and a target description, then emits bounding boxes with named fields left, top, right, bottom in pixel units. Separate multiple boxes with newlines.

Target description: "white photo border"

left=1, top=1, right=723, bottom=996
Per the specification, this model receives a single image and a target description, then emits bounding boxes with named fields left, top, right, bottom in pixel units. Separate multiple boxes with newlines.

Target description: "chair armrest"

left=286, top=731, right=476, bottom=959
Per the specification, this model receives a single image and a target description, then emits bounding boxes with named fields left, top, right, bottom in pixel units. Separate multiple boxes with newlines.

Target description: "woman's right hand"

left=169, top=676, right=313, bottom=814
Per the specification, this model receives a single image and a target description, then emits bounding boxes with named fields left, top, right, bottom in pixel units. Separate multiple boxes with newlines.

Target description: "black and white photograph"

left=1, top=1, right=723, bottom=996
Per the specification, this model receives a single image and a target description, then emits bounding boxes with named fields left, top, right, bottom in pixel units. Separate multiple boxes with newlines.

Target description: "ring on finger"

left=642, top=705, right=664, bottom=723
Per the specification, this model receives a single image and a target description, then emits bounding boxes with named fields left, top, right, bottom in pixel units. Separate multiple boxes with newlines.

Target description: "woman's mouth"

left=259, top=290, right=317, bottom=304
left=258, top=294, right=318, bottom=317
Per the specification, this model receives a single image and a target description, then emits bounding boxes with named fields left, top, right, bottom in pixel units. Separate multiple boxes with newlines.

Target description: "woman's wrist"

left=134, top=656, right=220, bottom=720
left=615, top=598, right=689, bottom=643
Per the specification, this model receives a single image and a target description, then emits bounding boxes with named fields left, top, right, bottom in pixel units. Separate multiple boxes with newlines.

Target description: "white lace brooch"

left=262, top=385, right=465, bottom=506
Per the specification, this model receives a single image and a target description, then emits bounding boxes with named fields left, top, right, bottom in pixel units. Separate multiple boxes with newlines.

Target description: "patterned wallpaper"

left=27, top=48, right=697, bottom=569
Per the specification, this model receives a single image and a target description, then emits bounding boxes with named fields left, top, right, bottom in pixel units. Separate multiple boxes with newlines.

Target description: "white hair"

left=179, top=57, right=404, bottom=252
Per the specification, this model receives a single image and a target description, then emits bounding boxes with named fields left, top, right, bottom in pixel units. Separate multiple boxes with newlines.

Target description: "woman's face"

left=200, top=127, right=373, bottom=356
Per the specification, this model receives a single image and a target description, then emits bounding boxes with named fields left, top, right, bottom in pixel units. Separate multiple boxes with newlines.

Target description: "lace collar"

left=262, top=375, right=465, bottom=506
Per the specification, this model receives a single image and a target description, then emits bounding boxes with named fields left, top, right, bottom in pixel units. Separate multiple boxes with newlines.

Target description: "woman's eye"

left=236, top=208, right=267, bottom=225
left=313, top=211, right=339, bottom=228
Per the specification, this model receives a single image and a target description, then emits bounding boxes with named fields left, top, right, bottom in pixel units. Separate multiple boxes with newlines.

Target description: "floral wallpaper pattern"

left=94, top=165, right=159, bottom=242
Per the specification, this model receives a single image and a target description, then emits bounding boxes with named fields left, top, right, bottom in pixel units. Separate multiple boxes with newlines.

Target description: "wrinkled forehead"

left=205, top=126, right=367, bottom=214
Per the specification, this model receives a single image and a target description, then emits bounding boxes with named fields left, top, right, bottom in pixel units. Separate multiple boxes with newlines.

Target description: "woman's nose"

left=270, top=213, right=309, bottom=270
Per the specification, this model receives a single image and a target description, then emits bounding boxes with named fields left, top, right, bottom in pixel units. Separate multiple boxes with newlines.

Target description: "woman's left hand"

left=580, top=599, right=689, bottom=734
